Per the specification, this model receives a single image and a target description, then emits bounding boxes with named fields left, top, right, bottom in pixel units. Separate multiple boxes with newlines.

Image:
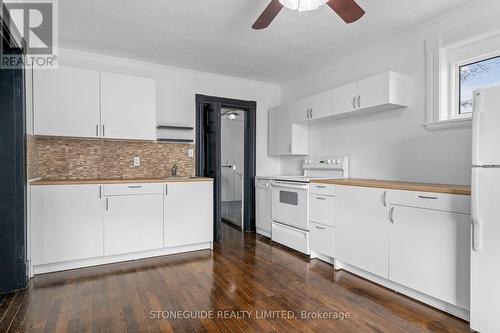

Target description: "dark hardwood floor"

left=0, top=223, right=470, bottom=332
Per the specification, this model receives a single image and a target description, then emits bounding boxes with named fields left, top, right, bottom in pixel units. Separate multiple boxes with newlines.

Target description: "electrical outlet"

left=133, top=156, right=140, bottom=167
left=188, top=149, right=194, bottom=158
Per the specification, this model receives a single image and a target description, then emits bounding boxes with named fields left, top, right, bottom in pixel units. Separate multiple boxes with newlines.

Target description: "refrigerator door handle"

left=471, top=168, right=482, bottom=252
left=472, top=91, right=482, bottom=166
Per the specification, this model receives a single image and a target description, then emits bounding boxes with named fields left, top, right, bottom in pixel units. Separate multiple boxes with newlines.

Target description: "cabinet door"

left=356, top=72, right=389, bottom=110
left=335, top=186, right=389, bottom=278
left=256, top=186, right=272, bottom=236
left=332, top=82, right=357, bottom=115
left=389, top=206, right=470, bottom=308
left=290, top=97, right=311, bottom=123
left=164, top=182, right=213, bottom=247
left=34, top=66, right=100, bottom=138
left=310, top=90, right=333, bottom=120
left=104, top=194, right=164, bottom=256
left=31, top=185, right=103, bottom=265
left=268, top=107, right=292, bottom=156
left=100, top=72, right=156, bottom=140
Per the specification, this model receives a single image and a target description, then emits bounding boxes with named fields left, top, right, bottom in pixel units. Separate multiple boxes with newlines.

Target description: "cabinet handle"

left=382, top=190, right=387, bottom=207
left=357, top=95, right=361, bottom=108
left=389, top=207, right=394, bottom=223
left=106, top=198, right=109, bottom=211
left=102, top=124, right=106, bottom=137
left=288, top=144, right=292, bottom=154
left=316, top=185, right=326, bottom=189
left=315, top=225, right=326, bottom=230
left=95, top=124, right=99, bottom=137
left=128, top=185, right=143, bottom=189
left=310, top=108, right=313, bottom=119
left=352, top=96, right=356, bottom=109
left=99, top=185, right=102, bottom=199
left=306, top=109, right=310, bottom=119
left=165, top=184, right=168, bottom=196
left=316, top=197, right=326, bottom=200
left=418, top=195, right=438, bottom=200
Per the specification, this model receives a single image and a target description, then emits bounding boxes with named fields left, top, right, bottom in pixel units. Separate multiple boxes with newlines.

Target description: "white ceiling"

left=59, top=0, right=474, bottom=83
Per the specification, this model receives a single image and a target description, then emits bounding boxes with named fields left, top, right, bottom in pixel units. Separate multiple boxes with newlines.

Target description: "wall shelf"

left=157, top=138, right=194, bottom=143
left=157, top=125, right=194, bottom=130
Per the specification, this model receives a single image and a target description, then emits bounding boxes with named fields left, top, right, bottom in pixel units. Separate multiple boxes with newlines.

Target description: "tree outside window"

left=459, top=56, right=500, bottom=114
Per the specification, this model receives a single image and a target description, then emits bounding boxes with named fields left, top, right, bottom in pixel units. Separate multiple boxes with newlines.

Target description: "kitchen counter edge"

left=311, top=178, right=471, bottom=195
left=29, top=177, right=213, bottom=186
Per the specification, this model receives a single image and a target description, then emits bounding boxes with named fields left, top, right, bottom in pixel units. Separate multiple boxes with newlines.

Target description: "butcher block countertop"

left=30, top=177, right=213, bottom=186
left=311, top=178, right=471, bottom=195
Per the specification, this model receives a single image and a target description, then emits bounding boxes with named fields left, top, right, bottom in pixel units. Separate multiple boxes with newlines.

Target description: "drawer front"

left=310, top=183, right=335, bottom=196
left=309, top=194, right=335, bottom=227
left=310, top=222, right=334, bottom=258
left=104, top=183, right=164, bottom=196
left=387, top=189, right=470, bottom=214
left=271, top=222, right=309, bottom=254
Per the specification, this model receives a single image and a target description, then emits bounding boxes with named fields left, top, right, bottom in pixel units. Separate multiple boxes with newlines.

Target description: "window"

left=425, top=26, right=500, bottom=129
left=458, top=56, right=500, bottom=114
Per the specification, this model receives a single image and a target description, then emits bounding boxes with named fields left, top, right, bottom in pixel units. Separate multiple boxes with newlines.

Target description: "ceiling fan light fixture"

left=279, top=0, right=328, bottom=12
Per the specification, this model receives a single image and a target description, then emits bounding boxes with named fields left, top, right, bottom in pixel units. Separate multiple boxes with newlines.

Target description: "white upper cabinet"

left=331, top=82, right=358, bottom=116
left=33, top=66, right=157, bottom=140
left=268, top=106, right=308, bottom=156
left=309, top=90, right=333, bottom=120
left=332, top=71, right=409, bottom=117
left=100, top=72, right=156, bottom=140
left=34, top=66, right=100, bottom=138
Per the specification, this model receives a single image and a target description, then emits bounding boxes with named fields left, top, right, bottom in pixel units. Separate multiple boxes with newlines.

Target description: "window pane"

left=459, top=56, right=500, bottom=114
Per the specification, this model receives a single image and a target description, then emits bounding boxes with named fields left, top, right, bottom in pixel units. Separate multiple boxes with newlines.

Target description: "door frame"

left=195, top=94, right=256, bottom=241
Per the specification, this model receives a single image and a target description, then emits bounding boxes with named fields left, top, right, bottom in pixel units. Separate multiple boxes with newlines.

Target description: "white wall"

left=56, top=48, right=282, bottom=176
left=280, top=0, right=500, bottom=185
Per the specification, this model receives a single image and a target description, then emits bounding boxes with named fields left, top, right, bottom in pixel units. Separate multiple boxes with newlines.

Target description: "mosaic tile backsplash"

left=28, top=136, right=195, bottom=180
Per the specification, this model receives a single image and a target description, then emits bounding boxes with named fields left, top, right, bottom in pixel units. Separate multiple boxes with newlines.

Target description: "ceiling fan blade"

left=327, top=0, right=365, bottom=24
left=252, top=0, right=283, bottom=30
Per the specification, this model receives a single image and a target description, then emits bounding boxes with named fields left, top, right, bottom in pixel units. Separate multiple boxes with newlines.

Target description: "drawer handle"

left=316, top=186, right=327, bottom=189
left=316, top=197, right=327, bottom=200
left=128, top=185, right=143, bottom=189
left=418, top=195, right=438, bottom=200
left=315, top=226, right=326, bottom=230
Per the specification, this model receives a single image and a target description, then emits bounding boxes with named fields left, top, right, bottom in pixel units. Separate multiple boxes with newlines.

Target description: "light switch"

left=133, top=156, right=140, bottom=167
left=188, top=149, right=194, bottom=158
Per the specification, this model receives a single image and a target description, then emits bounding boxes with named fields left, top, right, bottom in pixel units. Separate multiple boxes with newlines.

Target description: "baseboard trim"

left=334, top=260, right=470, bottom=321
left=32, top=242, right=212, bottom=275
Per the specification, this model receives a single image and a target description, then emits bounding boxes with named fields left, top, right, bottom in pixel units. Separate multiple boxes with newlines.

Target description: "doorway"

left=221, top=109, right=244, bottom=229
left=195, top=95, right=256, bottom=241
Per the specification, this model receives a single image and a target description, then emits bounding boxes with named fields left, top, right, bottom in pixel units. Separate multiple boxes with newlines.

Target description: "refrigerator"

left=470, top=85, right=500, bottom=333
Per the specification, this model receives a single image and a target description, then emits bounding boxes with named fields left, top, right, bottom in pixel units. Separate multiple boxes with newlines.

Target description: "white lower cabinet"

left=31, top=185, right=104, bottom=265
left=335, top=185, right=390, bottom=278
left=164, top=182, right=213, bottom=247
left=255, top=179, right=272, bottom=237
left=104, top=193, right=164, bottom=256
left=309, top=222, right=334, bottom=257
left=388, top=205, right=470, bottom=308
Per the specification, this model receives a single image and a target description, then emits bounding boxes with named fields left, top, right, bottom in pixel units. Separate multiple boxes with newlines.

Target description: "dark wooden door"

left=203, top=102, right=222, bottom=241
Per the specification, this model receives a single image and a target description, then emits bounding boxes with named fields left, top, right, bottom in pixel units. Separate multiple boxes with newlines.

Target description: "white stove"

left=269, top=156, right=348, bottom=255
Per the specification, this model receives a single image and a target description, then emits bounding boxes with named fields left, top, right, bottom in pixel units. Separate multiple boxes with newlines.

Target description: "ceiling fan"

left=252, top=0, right=365, bottom=30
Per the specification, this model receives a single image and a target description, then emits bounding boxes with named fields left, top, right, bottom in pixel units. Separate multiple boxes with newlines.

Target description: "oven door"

left=271, top=183, right=309, bottom=231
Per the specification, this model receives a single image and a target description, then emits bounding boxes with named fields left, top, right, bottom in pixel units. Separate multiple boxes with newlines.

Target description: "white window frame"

left=425, top=16, right=500, bottom=130
left=451, top=50, right=500, bottom=120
